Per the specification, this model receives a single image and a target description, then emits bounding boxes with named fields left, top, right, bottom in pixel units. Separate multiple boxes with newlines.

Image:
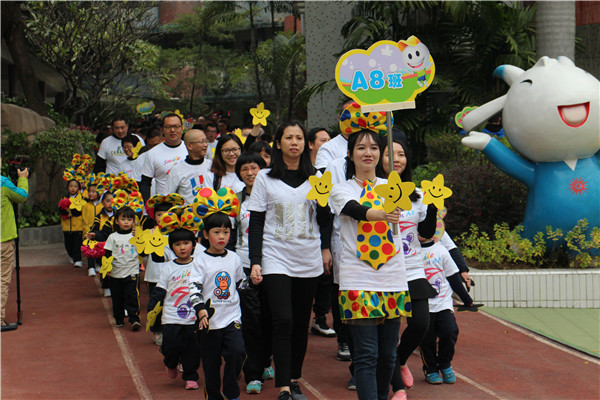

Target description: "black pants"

left=200, top=321, right=245, bottom=400
left=109, top=274, right=140, bottom=324
left=63, top=231, right=82, bottom=262
left=331, top=283, right=351, bottom=346
left=240, top=276, right=272, bottom=383
left=419, top=309, right=459, bottom=374
left=390, top=298, right=430, bottom=391
left=147, top=282, right=163, bottom=333
left=162, top=324, right=201, bottom=381
left=313, top=272, right=334, bottom=319
left=262, top=274, right=319, bottom=388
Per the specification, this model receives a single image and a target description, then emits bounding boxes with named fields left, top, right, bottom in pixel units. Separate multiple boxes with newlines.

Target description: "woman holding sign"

left=247, top=121, right=332, bottom=400
left=329, top=129, right=411, bottom=400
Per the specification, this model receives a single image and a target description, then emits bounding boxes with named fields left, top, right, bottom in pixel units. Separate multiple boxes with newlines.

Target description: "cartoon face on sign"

left=335, top=37, right=435, bottom=105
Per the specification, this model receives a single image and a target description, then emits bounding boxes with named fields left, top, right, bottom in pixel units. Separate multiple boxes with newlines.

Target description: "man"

left=314, top=98, right=354, bottom=171
left=95, top=118, right=144, bottom=175
left=205, top=123, right=219, bottom=161
left=139, top=113, right=188, bottom=201
left=1, top=165, right=29, bottom=331
left=165, top=129, right=211, bottom=204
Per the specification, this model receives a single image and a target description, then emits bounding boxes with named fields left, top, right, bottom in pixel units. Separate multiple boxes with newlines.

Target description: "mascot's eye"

left=416, top=51, right=420, bottom=57
left=521, top=79, right=533, bottom=86
left=408, top=53, right=413, bottom=59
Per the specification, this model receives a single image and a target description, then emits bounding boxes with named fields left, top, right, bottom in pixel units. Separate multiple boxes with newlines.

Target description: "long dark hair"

left=344, top=130, right=385, bottom=180
left=210, top=134, right=243, bottom=177
left=385, top=133, right=420, bottom=201
left=268, top=120, right=315, bottom=180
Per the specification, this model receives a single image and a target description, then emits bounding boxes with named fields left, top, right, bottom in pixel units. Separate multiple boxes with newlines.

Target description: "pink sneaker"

left=185, top=380, right=199, bottom=390
left=400, top=365, right=414, bottom=389
left=391, top=390, right=408, bottom=400
left=166, top=367, right=177, bottom=379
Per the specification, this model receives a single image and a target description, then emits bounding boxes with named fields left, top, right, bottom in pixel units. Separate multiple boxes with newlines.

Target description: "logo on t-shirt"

left=214, top=271, right=231, bottom=300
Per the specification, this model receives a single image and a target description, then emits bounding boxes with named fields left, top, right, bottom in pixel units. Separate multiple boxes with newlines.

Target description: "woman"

left=248, top=121, right=332, bottom=400
left=329, top=129, right=411, bottom=400
left=205, top=134, right=245, bottom=192
left=382, top=134, right=437, bottom=400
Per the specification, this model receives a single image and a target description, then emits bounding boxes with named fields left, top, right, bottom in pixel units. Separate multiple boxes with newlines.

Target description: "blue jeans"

left=348, top=318, right=401, bottom=400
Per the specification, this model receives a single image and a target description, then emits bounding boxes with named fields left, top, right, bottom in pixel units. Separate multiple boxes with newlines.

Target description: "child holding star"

left=58, top=179, right=84, bottom=268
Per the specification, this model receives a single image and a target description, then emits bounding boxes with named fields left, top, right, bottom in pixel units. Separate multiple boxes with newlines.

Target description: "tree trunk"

left=536, top=1, right=575, bottom=60
left=2, top=2, right=48, bottom=117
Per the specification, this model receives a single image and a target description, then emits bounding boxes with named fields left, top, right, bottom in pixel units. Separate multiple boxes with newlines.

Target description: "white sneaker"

left=88, top=268, right=96, bottom=277
left=311, top=317, right=336, bottom=337
left=74, top=261, right=82, bottom=268
left=124, top=309, right=128, bottom=317
left=153, top=332, right=163, bottom=346
left=103, top=288, right=111, bottom=297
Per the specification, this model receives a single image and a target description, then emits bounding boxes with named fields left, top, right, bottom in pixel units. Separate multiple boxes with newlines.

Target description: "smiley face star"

left=307, top=171, right=333, bottom=207
left=69, top=193, right=87, bottom=212
left=421, top=174, right=453, bottom=209
left=374, top=171, right=415, bottom=213
left=249, top=102, right=271, bottom=126
left=145, top=229, right=168, bottom=257
left=129, top=228, right=148, bottom=254
left=83, top=238, right=98, bottom=250
left=100, top=255, right=114, bottom=278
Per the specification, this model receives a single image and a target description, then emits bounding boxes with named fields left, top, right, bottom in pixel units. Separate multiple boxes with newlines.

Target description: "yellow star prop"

left=306, top=171, right=333, bottom=207
left=421, top=174, right=452, bottom=209
left=131, top=142, right=143, bottom=160
left=83, top=238, right=98, bottom=250
left=129, top=228, right=148, bottom=254
left=374, top=171, right=415, bottom=213
left=249, top=102, right=270, bottom=126
left=146, top=302, right=163, bottom=332
left=100, top=255, right=114, bottom=278
left=233, top=128, right=247, bottom=144
left=144, top=229, right=168, bottom=257
left=69, top=193, right=86, bottom=212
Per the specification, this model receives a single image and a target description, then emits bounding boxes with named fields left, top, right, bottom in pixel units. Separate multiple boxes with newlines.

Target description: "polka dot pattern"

left=338, top=102, right=393, bottom=136
left=338, top=290, right=412, bottom=320
left=193, top=186, right=240, bottom=219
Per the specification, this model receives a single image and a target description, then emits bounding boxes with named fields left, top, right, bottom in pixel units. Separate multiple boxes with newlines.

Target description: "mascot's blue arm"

left=482, top=138, right=535, bottom=187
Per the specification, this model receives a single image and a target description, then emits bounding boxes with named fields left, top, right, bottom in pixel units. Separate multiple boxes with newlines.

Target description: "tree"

left=22, top=1, right=166, bottom=125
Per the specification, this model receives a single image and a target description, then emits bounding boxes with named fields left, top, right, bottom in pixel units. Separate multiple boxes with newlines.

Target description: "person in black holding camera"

left=1, top=160, right=29, bottom=332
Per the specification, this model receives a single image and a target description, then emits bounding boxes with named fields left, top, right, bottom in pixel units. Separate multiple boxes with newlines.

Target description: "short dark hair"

left=162, top=113, right=182, bottom=126
left=115, top=206, right=136, bottom=221
left=121, top=134, right=140, bottom=147
left=200, top=212, right=232, bottom=248
left=247, top=141, right=272, bottom=157
left=235, top=151, right=266, bottom=181
left=168, top=228, right=197, bottom=252
left=307, top=127, right=330, bottom=144
left=111, top=117, right=128, bottom=126
left=154, top=202, right=173, bottom=213
left=206, top=122, right=217, bottom=130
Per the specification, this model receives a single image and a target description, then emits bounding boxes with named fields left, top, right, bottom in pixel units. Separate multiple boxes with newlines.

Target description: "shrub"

left=18, top=201, right=61, bottom=228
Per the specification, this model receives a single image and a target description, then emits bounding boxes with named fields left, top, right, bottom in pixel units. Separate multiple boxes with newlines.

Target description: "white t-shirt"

left=98, top=135, right=145, bottom=175
left=315, top=134, right=348, bottom=170
left=325, top=156, right=347, bottom=284
left=399, top=188, right=428, bottom=281
left=206, top=141, right=218, bottom=161
left=204, top=171, right=245, bottom=193
left=144, top=226, right=165, bottom=283
left=118, top=158, right=141, bottom=181
left=423, top=242, right=459, bottom=313
left=439, top=231, right=457, bottom=251
left=236, top=192, right=251, bottom=269
left=141, top=142, right=188, bottom=195
left=192, top=250, right=243, bottom=330
left=329, top=178, right=408, bottom=292
left=247, top=169, right=323, bottom=278
left=104, top=232, right=139, bottom=278
left=156, top=258, right=202, bottom=325
left=165, top=159, right=212, bottom=204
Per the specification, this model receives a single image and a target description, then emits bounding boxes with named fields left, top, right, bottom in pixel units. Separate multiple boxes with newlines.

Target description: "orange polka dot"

left=374, top=221, right=387, bottom=234
left=362, top=223, right=373, bottom=233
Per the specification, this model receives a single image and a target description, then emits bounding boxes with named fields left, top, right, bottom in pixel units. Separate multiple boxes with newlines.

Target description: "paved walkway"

left=2, top=243, right=599, bottom=399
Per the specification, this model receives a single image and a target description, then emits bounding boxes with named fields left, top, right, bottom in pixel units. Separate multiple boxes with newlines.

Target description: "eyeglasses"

left=163, top=125, right=182, bottom=130
left=188, top=140, right=208, bottom=144
left=221, top=147, right=241, bottom=155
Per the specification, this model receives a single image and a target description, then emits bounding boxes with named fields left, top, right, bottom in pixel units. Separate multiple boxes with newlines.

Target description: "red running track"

left=2, top=263, right=599, bottom=399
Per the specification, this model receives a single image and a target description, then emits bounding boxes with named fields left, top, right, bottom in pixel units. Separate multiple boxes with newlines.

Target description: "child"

left=103, top=206, right=141, bottom=330
left=418, top=234, right=476, bottom=385
left=82, top=183, right=102, bottom=277
left=87, top=191, right=115, bottom=297
left=59, top=179, right=84, bottom=268
left=147, top=228, right=207, bottom=390
left=190, top=212, right=245, bottom=400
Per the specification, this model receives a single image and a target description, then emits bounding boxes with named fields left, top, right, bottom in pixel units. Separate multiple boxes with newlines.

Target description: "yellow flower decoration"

left=71, top=154, right=82, bottom=167
left=233, top=128, right=247, bottom=144
left=145, top=229, right=169, bottom=257
left=83, top=238, right=99, bottom=250
left=249, top=102, right=270, bottom=126
left=100, top=255, right=114, bottom=278
left=421, top=174, right=452, bottom=210
left=69, top=193, right=87, bottom=212
left=129, top=228, right=148, bottom=254
left=374, top=171, right=415, bottom=213
left=146, top=302, right=163, bottom=332
left=306, top=171, right=333, bottom=207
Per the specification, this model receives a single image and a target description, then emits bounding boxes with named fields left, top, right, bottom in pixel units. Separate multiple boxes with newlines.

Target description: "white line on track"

left=481, top=311, right=600, bottom=365
left=96, top=277, right=154, bottom=400
left=454, top=370, right=506, bottom=399
left=299, top=377, right=329, bottom=400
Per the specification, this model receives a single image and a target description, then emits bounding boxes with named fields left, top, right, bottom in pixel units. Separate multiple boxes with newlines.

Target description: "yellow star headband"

left=159, top=205, right=203, bottom=234
left=339, top=102, right=393, bottom=136
left=146, top=193, right=186, bottom=209
left=112, top=189, right=144, bottom=213
left=192, top=187, right=240, bottom=219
